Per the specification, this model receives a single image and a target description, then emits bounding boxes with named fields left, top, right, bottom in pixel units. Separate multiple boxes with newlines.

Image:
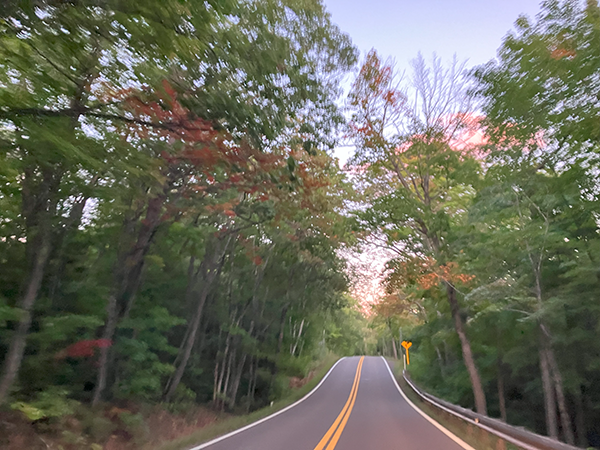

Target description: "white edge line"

left=381, top=356, right=477, bottom=450
left=188, top=357, right=347, bottom=450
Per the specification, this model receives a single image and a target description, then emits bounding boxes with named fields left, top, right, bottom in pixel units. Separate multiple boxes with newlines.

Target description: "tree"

left=470, top=0, right=600, bottom=442
left=473, top=0, right=600, bottom=151
left=347, top=50, right=488, bottom=414
left=0, top=0, right=359, bottom=411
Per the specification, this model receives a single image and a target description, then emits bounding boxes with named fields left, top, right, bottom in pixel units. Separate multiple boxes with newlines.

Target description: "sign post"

left=401, top=340, right=412, bottom=365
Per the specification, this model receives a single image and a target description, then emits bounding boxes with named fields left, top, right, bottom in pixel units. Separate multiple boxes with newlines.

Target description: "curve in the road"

left=192, top=356, right=476, bottom=450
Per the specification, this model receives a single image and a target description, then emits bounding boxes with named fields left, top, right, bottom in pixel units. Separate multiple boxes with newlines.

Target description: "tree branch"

left=0, top=107, right=201, bottom=133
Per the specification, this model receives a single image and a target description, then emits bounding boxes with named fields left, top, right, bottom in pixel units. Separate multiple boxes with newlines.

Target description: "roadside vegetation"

left=0, top=0, right=368, bottom=448
left=360, top=1, right=600, bottom=447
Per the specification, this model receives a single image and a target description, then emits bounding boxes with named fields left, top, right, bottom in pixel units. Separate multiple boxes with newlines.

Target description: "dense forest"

left=0, top=0, right=599, bottom=449
left=0, top=0, right=367, bottom=447
left=358, top=1, right=600, bottom=447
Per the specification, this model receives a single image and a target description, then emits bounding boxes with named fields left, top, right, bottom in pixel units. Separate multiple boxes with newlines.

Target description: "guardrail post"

left=467, top=422, right=474, bottom=440
left=480, top=425, right=490, bottom=449
left=495, top=437, right=506, bottom=450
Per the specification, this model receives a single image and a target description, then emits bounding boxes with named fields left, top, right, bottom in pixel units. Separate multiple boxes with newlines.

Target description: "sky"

left=325, top=0, right=545, bottom=167
left=324, top=0, right=545, bottom=306
left=323, top=0, right=544, bottom=72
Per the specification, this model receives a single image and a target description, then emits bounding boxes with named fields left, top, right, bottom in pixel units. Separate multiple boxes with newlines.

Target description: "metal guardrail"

left=402, top=371, right=582, bottom=450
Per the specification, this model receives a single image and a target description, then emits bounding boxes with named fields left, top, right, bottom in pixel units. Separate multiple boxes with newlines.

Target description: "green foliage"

left=118, top=411, right=149, bottom=445
left=473, top=0, right=600, bottom=148
left=0, top=1, right=363, bottom=442
left=10, top=388, right=79, bottom=421
left=84, top=415, right=117, bottom=443
left=359, top=2, right=600, bottom=445
left=325, top=298, right=371, bottom=356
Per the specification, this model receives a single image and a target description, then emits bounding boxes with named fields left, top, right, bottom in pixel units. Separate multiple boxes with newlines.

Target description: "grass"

left=153, top=353, right=340, bottom=450
left=387, top=359, right=520, bottom=450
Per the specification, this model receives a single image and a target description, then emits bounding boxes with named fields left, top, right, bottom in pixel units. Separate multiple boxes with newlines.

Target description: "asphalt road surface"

left=194, top=356, right=471, bottom=450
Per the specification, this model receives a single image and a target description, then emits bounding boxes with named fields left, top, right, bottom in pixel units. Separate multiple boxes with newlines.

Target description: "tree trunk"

left=435, top=346, right=446, bottom=380
left=228, top=321, right=254, bottom=409
left=497, top=360, right=507, bottom=422
left=573, top=388, right=587, bottom=447
left=0, top=163, right=62, bottom=405
left=92, top=194, right=165, bottom=405
left=543, top=330, right=575, bottom=445
left=228, top=351, right=247, bottom=409
left=290, top=318, right=305, bottom=356
left=221, top=350, right=234, bottom=411
left=164, top=235, right=231, bottom=402
left=269, top=303, right=289, bottom=394
left=48, top=183, right=96, bottom=302
left=539, top=338, right=559, bottom=439
left=276, top=305, right=288, bottom=357
left=214, top=328, right=232, bottom=405
left=0, top=236, right=52, bottom=404
left=92, top=293, right=119, bottom=406
left=390, top=331, right=399, bottom=359
left=526, top=246, right=572, bottom=442
left=166, top=275, right=215, bottom=402
left=246, top=356, right=256, bottom=412
left=445, top=282, right=487, bottom=415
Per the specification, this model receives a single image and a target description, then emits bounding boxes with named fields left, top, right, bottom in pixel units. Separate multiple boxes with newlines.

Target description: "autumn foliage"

left=386, top=257, right=475, bottom=292
left=57, top=340, right=112, bottom=359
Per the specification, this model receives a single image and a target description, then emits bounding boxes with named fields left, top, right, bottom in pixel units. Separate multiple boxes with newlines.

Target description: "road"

left=193, top=356, right=471, bottom=450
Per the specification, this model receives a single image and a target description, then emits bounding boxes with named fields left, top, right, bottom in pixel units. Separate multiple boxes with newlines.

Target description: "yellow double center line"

left=313, top=356, right=364, bottom=450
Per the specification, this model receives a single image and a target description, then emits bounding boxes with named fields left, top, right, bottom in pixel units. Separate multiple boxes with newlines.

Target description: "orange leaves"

left=383, top=89, right=403, bottom=107
left=109, top=80, right=217, bottom=144
left=417, top=272, right=440, bottom=290
left=206, top=202, right=237, bottom=216
left=417, top=261, right=475, bottom=289
left=236, top=238, right=265, bottom=266
left=357, top=50, right=396, bottom=97
left=550, top=47, right=577, bottom=60
left=386, top=256, right=474, bottom=292
left=373, top=294, right=409, bottom=319
left=180, top=146, right=221, bottom=168
left=347, top=49, right=407, bottom=156
left=548, top=33, right=577, bottom=60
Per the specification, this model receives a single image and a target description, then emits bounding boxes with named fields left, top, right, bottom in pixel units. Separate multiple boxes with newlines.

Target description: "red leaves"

left=106, top=79, right=335, bottom=225
left=58, top=339, right=112, bottom=359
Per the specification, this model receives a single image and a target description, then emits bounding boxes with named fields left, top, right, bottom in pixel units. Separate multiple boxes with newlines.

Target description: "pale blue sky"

left=326, top=0, right=545, bottom=165
left=324, top=0, right=543, bottom=71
